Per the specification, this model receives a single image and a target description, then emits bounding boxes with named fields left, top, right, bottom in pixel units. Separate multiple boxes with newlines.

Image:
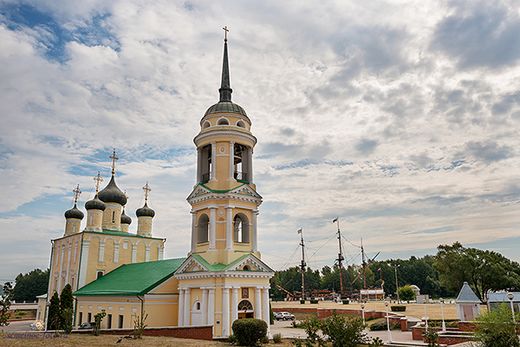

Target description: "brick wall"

left=73, top=326, right=213, bottom=340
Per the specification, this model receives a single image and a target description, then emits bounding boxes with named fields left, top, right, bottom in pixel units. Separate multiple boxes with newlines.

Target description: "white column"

left=191, top=212, right=197, bottom=253
left=222, top=287, right=230, bottom=337
left=252, top=211, right=258, bottom=252
left=231, top=287, right=239, bottom=324
left=209, top=207, right=216, bottom=250
left=210, top=142, right=216, bottom=181
left=178, top=288, right=185, bottom=326
left=226, top=207, right=233, bottom=250
left=197, top=148, right=202, bottom=182
left=113, top=242, right=120, bottom=263
left=208, top=288, right=215, bottom=326
left=58, top=245, right=65, bottom=291
left=145, top=245, right=151, bottom=261
left=159, top=244, right=164, bottom=260
left=202, top=288, right=208, bottom=325
left=66, top=245, right=72, bottom=285
left=98, top=239, right=105, bottom=262
left=131, top=244, right=137, bottom=263
left=262, top=287, right=270, bottom=334
left=249, top=148, right=253, bottom=183
left=78, top=240, right=90, bottom=289
left=229, top=141, right=235, bottom=180
left=255, top=287, right=262, bottom=319
left=184, top=288, right=191, bottom=326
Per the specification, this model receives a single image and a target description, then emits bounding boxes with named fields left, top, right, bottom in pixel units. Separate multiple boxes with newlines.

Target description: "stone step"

left=385, top=342, right=448, bottom=347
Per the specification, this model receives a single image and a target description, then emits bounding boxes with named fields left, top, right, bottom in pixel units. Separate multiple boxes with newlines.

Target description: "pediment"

left=186, top=185, right=211, bottom=201
left=228, top=254, right=274, bottom=273
left=229, top=185, right=262, bottom=200
left=175, top=256, right=209, bottom=274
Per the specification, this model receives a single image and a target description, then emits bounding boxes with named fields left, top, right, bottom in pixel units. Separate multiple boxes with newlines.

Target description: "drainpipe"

left=137, top=295, right=144, bottom=322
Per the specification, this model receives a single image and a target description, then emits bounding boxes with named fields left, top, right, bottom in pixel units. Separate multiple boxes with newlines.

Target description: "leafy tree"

left=60, top=284, right=73, bottom=333
left=0, top=282, right=13, bottom=326
left=475, top=304, right=520, bottom=347
left=321, top=313, right=367, bottom=347
left=47, top=291, right=61, bottom=330
left=93, top=310, right=106, bottom=336
left=398, top=285, right=416, bottom=301
left=13, top=269, right=49, bottom=303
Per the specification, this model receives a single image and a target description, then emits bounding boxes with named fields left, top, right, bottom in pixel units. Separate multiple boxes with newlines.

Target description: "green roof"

left=74, top=258, right=185, bottom=296
left=190, top=253, right=251, bottom=272
left=88, top=230, right=164, bottom=240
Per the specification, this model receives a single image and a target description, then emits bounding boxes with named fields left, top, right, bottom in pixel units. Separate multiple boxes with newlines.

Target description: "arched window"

left=202, top=121, right=210, bottom=129
left=197, top=214, right=209, bottom=243
left=217, top=118, right=229, bottom=125
left=233, top=214, right=250, bottom=243
left=238, top=300, right=253, bottom=311
left=196, top=302, right=201, bottom=310
left=236, top=120, right=245, bottom=128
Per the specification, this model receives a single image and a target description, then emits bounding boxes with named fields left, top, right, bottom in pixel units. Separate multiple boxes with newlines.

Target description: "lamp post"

left=440, top=298, right=446, bottom=332
left=385, top=300, right=392, bottom=343
left=507, top=292, right=515, bottom=323
left=394, top=264, right=400, bottom=303
left=361, top=303, right=366, bottom=326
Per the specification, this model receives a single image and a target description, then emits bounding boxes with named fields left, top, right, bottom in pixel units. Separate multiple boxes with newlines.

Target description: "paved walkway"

left=270, top=320, right=414, bottom=343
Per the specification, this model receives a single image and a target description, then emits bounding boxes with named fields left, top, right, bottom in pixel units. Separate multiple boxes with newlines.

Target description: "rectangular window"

left=97, top=271, right=103, bottom=279
left=79, top=312, right=83, bottom=325
left=87, top=312, right=92, bottom=323
left=112, top=211, right=115, bottom=223
left=118, top=315, right=124, bottom=329
left=107, top=314, right=112, bottom=329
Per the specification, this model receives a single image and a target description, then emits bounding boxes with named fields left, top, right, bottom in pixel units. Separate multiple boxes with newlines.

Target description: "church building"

left=42, top=32, right=274, bottom=339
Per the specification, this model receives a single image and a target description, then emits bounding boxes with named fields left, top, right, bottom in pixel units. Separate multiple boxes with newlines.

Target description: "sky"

left=1, top=0, right=519, bottom=282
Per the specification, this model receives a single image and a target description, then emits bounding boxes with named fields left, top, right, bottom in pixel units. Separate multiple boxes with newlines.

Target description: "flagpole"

left=298, top=228, right=306, bottom=302
left=333, top=218, right=345, bottom=299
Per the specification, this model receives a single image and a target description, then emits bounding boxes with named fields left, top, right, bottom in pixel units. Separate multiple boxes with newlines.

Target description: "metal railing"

left=234, top=171, right=249, bottom=183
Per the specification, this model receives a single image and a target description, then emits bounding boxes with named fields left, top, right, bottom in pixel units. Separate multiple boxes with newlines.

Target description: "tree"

left=0, top=282, right=13, bottom=326
left=398, top=285, right=416, bottom=301
left=475, top=304, right=520, bottom=347
left=13, top=269, right=49, bottom=303
left=321, top=313, right=367, bottom=347
left=47, top=291, right=61, bottom=330
left=60, top=284, right=73, bottom=333
left=93, top=310, right=106, bottom=336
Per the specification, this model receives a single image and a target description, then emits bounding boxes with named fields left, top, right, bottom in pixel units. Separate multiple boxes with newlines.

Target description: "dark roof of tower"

left=121, top=210, right=132, bottom=225
left=136, top=202, right=155, bottom=218
left=64, top=204, right=84, bottom=220
left=98, top=175, right=127, bottom=205
left=204, top=37, right=247, bottom=118
left=85, top=194, right=106, bottom=211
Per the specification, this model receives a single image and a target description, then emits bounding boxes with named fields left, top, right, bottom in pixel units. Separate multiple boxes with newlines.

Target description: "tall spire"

left=219, top=26, right=232, bottom=102
left=110, top=148, right=118, bottom=176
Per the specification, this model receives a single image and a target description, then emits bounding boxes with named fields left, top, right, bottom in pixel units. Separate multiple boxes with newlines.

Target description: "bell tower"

left=187, top=30, right=262, bottom=265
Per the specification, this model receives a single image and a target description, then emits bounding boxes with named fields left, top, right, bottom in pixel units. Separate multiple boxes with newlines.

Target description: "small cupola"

left=121, top=209, right=132, bottom=232
left=64, top=185, right=83, bottom=236
left=137, top=182, right=155, bottom=237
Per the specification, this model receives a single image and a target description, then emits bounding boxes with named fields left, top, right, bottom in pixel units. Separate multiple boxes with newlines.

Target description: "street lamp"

left=507, top=292, right=515, bottom=323
left=385, top=300, right=392, bottom=343
left=394, top=264, right=400, bottom=303
left=361, top=303, right=366, bottom=326
left=440, top=298, right=446, bottom=332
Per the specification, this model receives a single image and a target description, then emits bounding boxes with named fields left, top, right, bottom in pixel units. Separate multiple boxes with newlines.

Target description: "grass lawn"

left=0, top=334, right=296, bottom=347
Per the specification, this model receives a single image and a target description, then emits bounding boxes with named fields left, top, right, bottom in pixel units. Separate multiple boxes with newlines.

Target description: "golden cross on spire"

left=109, top=148, right=118, bottom=175
left=72, top=184, right=81, bottom=205
left=222, top=25, right=229, bottom=41
left=93, top=171, right=103, bottom=193
left=143, top=182, right=151, bottom=203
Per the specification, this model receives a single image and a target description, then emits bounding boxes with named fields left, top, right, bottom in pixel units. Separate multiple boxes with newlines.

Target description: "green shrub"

left=301, top=315, right=325, bottom=346
left=369, top=320, right=400, bottom=331
left=342, top=299, right=350, bottom=304
left=390, top=305, right=406, bottom=312
left=321, top=313, right=367, bottom=347
left=232, top=318, right=268, bottom=346
left=369, top=337, right=384, bottom=346
left=310, top=299, right=319, bottom=304
left=272, top=333, right=282, bottom=343
left=475, top=304, right=520, bottom=347
left=300, top=299, right=306, bottom=304
left=423, top=328, right=440, bottom=347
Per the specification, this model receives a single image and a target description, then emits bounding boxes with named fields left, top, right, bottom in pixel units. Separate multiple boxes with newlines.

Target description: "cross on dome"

left=72, top=184, right=81, bottom=204
left=143, top=182, right=151, bottom=203
left=93, top=171, right=103, bottom=193
left=110, top=148, right=118, bottom=175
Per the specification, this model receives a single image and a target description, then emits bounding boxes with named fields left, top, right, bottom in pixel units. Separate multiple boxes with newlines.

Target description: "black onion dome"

left=64, top=204, right=84, bottom=220
left=85, top=195, right=106, bottom=211
left=98, top=175, right=127, bottom=205
left=121, top=210, right=132, bottom=225
left=136, top=203, right=155, bottom=218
